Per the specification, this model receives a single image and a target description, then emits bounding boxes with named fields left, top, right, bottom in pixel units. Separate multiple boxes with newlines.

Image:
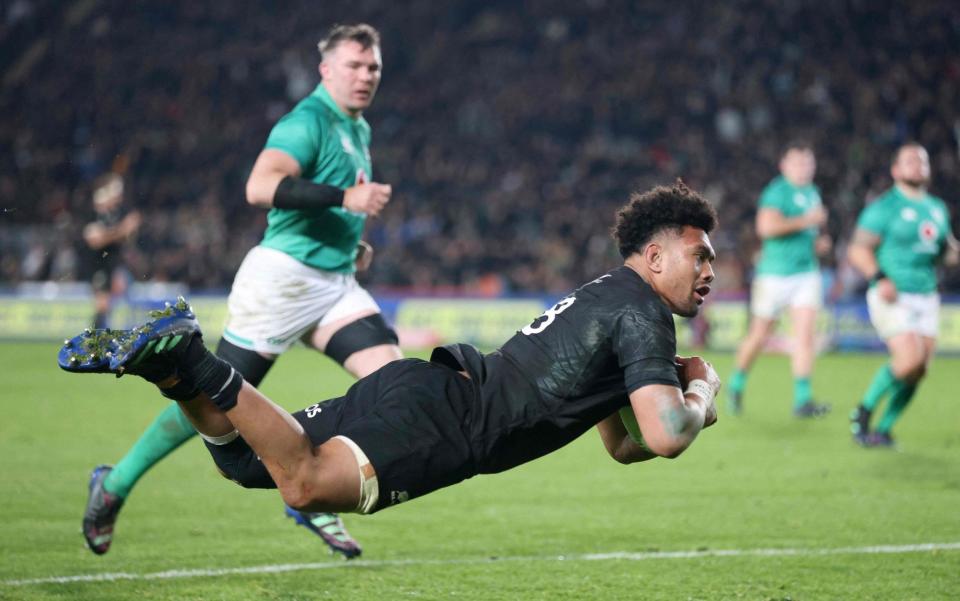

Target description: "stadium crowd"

left=2, top=0, right=958, bottom=295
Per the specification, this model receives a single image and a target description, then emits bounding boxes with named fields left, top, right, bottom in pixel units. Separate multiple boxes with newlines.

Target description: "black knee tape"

left=180, top=337, right=244, bottom=412
left=215, top=338, right=274, bottom=387
left=159, top=378, right=202, bottom=403
left=203, top=437, right=277, bottom=489
left=325, top=313, right=399, bottom=365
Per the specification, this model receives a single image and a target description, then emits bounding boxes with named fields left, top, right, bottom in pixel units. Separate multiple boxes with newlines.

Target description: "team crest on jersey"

left=793, top=192, right=807, bottom=207
left=900, top=207, right=918, bottom=222
left=339, top=132, right=355, bottom=155
left=918, top=220, right=938, bottom=242
left=930, top=206, right=945, bottom=224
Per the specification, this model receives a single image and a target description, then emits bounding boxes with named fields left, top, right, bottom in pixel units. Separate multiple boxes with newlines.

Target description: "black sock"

left=178, top=336, right=243, bottom=411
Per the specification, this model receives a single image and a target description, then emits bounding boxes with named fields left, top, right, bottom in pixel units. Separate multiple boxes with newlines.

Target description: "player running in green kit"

left=847, top=143, right=959, bottom=447
left=728, top=143, right=832, bottom=417
left=82, top=24, right=400, bottom=558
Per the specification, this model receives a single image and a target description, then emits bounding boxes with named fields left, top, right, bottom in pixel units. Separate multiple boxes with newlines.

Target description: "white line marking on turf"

left=4, top=542, right=959, bottom=587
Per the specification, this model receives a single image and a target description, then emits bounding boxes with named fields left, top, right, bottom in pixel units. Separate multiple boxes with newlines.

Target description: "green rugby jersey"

left=260, top=84, right=372, bottom=273
left=755, top=176, right=822, bottom=276
left=856, top=186, right=950, bottom=293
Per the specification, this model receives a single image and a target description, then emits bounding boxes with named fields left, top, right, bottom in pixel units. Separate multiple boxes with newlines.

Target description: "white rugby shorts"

left=750, top=271, right=822, bottom=319
left=866, top=287, right=940, bottom=340
left=222, top=246, right=381, bottom=354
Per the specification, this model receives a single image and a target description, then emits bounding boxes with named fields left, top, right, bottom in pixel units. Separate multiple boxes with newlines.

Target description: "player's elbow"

left=644, top=434, right=692, bottom=459
left=245, top=169, right=282, bottom=209
left=244, top=178, right=270, bottom=208
left=658, top=447, right=688, bottom=460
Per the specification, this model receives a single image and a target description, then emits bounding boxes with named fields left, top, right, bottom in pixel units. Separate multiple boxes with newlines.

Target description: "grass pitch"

left=1, top=342, right=958, bottom=600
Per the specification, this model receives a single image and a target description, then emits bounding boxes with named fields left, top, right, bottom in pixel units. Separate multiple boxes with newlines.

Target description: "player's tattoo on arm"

left=658, top=400, right=691, bottom=438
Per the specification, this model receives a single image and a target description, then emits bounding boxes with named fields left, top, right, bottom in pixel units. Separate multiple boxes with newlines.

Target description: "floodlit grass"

left=2, top=342, right=958, bottom=599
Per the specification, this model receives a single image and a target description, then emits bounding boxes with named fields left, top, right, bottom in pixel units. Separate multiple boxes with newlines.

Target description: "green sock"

left=793, top=377, right=812, bottom=409
left=103, top=402, right=197, bottom=498
left=876, top=381, right=917, bottom=434
left=861, top=364, right=898, bottom=412
left=729, top=369, right=748, bottom=394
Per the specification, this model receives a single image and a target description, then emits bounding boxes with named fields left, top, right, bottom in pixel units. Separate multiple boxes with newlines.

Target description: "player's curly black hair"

left=612, top=180, right=718, bottom=259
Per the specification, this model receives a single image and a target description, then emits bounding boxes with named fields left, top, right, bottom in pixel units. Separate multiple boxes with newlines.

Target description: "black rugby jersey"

left=432, top=266, right=681, bottom=474
left=87, top=207, right=127, bottom=273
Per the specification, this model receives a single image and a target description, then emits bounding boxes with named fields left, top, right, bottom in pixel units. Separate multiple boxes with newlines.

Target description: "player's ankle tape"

left=183, top=351, right=243, bottom=412
left=158, top=378, right=202, bottom=403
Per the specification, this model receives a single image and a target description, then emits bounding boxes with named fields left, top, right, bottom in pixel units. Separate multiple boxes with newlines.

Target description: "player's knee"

left=905, top=361, right=927, bottom=383
left=275, top=469, right=330, bottom=511
left=325, top=314, right=399, bottom=367
left=277, top=484, right=314, bottom=512
left=892, top=349, right=925, bottom=381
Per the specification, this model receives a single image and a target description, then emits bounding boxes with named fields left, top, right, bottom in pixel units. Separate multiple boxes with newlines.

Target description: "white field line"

left=4, top=542, right=959, bottom=587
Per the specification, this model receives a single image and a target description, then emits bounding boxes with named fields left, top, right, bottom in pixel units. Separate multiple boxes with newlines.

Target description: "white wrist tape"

left=684, top=379, right=715, bottom=403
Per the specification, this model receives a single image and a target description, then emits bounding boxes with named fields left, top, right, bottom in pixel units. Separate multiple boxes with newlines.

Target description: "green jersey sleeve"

left=856, top=200, right=888, bottom=236
left=264, top=108, right=325, bottom=173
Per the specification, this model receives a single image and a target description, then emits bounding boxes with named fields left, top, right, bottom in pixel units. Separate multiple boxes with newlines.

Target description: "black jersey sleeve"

left=614, top=305, right=681, bottom=393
